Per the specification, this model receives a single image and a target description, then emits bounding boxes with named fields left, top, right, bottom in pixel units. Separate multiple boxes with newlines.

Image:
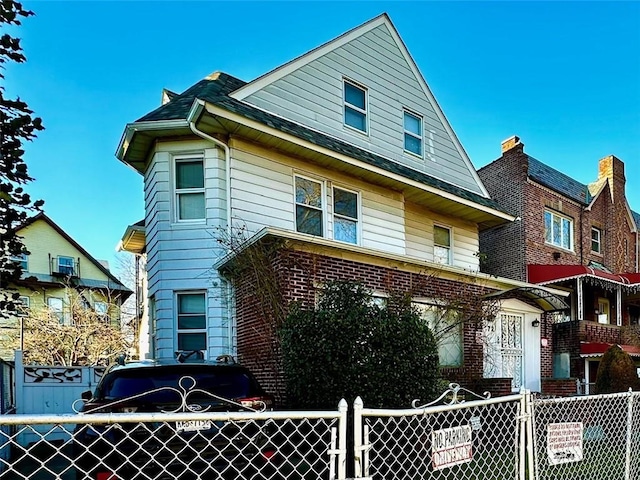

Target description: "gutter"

left=186, top=99, right=235, bottom=356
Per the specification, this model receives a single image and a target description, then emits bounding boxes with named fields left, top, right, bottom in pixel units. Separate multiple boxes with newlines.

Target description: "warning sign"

left=547, top=422, right=583, bottom=465
left=431, top=425, right=473, bottom=470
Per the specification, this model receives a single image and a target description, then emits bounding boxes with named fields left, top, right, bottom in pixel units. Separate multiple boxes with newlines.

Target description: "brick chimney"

left=501, top=135, right=524, bottom=154
left=598, top=155, right=626, bottom=202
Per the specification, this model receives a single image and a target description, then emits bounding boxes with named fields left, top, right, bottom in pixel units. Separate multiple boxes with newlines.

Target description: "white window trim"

left=433, top=224, right=453, bottom=265
left=175, top=291, right=208, bottom=352
left=331, top=185, right=361, bottom=245
left=294, top=174, right=326, bottom=238
left=173, top=154, right=206, bottom=224
left=412, top=299, right=462, bottom=367
left=403, top=109, right=423, bottom=159
left=343, top=78, right=369, bottom=135
left=591, top=227, right=602, bottom=254
left=544, top=210, right=574, bottom=251
left=57, top=256, right=75, bottom=275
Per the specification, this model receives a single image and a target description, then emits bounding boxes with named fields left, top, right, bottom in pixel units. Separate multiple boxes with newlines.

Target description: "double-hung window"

left=295, top=176, right=323, bottom=237
left=403, top=110, right=423, bottom=156
left=58, top=256, right=75, bottom=275
left=176, top=292, right=207, bottom=351
left=591, top=227, right=602, bottom=254
left=333, top=187, right=358, bottom=244
left=175, top=157, right=205, bottom=221
left=343, top=80, right=367, bottom=133
left=434, top=225, right=452, bottom=265
left=544, top=210, right=573, bottom=250
left=47, top=297, right=65, bottom=324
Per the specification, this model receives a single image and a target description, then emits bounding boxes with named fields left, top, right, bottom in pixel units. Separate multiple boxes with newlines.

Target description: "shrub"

left=279, top=280, right=442, bottom=409
left=595, top=345, right=640, bottom=394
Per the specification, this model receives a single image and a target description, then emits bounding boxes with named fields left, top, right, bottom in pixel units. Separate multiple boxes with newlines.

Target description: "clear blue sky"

left=7, top=1, right=640, bottom=278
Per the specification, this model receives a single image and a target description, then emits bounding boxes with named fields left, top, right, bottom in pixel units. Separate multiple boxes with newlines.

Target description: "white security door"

left=500, top=313, right=524, bottom=390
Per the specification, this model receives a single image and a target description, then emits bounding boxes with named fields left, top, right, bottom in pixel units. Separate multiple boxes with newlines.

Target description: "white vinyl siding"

left=242, top=23, right=487, bottom=196
left=544, top=210, right=573, bottom=250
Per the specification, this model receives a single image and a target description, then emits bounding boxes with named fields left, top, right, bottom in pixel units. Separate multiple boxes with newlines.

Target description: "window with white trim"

left=176, top=292, right=207, bottom=352
left=413, top=303, right=462, bottom=367
left=544, top=210, right=573, bottom=250
left=403, top=110, right=423, bottom=156
left=343, top=80, right=367, bottom=133
left=57, top=256, right=75, bottom=275
left=591, top=227, right=602, bottom=253
left=175, top=156, right=205, bottom=221
left=47, top=297, right=65, bottom=324
left=434, top=225, right=452, bottom=265
left=17, top=296, right=30, bottom=316
left=10, top=253, right=28, bottom=272
left=332, top=187, right=358, bottom=244
left=295, top=176, right=324, bottom=237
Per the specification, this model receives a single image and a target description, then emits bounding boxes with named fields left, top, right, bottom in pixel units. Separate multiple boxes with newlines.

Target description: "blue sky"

left=7, top=1, right=640, bottom=278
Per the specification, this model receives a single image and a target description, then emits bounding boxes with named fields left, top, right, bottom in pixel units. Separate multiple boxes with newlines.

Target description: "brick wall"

left=541, top=378, right=578, bottom=397
left=234, top=247, right=502, bottom=405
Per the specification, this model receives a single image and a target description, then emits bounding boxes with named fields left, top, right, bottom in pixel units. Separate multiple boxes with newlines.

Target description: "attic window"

left=343, top=80, right=367, bottom=133
left=403, top=110, right=423, bottom=156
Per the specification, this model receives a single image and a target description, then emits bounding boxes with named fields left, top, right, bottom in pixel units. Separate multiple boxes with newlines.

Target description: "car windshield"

left=100, top=368, right=254, bottom=404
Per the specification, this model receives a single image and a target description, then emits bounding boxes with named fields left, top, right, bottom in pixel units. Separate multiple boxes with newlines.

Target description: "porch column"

left=577, top=278, right=583, bottom=321
left=617, top=286, right=622, bottom=326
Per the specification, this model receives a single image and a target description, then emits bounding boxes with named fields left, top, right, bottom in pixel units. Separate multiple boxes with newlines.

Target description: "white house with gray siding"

left=116, top=14, right=567, bottom=395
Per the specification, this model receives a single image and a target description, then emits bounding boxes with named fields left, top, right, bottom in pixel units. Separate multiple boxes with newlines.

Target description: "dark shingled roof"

left=135, top=73, right=509, bottom=214
left=527, top=156, right=591, bottom=205
left=527, top=156, right=640, bottom=226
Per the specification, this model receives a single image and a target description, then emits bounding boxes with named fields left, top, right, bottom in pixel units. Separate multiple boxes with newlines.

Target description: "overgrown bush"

left=279, top=280, right=442, bottom=409
left=595, top=345, right=640, bottom=393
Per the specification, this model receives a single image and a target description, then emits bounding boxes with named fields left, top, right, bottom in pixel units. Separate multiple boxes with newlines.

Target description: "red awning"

left=528, top=265, right=640, bottom=287
left=580, top=342, right=640, bottom=358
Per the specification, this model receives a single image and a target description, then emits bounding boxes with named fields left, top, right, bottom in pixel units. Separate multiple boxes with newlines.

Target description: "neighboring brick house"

left=478, top=136, right=640, bottom=393
left=116, top=14, right=568, bottom=400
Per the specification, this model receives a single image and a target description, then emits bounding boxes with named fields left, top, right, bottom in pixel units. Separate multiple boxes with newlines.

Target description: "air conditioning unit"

left=597, top=314, right=608, bottom=324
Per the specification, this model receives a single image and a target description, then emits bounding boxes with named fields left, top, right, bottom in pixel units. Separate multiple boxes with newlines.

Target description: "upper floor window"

left=333, top=187, right=359, bottom=244
left=295, top=176, right=324, bottom=237
left=591, top=227, right=602, bottom=254
left=10, top=253, right=28, bottom=272
left=176, top=292, right=207, bottom=352
left=343, top=80, right=367, bottom=133
left=434, top=225, right=452, bottom=265
left=403, top=110, right=423, bottom=156
left=544, top=210, right=573, bottom=250
left=57, top=256, right=75, bottom=275
left=175, top=157, right=205, bottom=221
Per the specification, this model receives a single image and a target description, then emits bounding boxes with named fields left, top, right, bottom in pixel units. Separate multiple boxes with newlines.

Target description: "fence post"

left=338, top=398, right=348, bottom=480
left=14, top=351, right=23, bottom=414
left=353, top=396, right=363, bottom=478
left=523, top=389, right=535, bottom=480
left=625, top=389, right=633, bottom=480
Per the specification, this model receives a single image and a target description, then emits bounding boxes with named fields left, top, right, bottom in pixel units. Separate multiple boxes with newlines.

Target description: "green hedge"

left=279, top=280, right=442, bottom=409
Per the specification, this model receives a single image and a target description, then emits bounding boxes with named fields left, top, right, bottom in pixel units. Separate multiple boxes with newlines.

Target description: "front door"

left=500, top=313, right=524, bottom=390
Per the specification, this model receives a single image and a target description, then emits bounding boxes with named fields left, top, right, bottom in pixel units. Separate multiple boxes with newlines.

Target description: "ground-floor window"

left=413, top=302, right=462, bottom=367
left=176, top=291, right=207, bottom=352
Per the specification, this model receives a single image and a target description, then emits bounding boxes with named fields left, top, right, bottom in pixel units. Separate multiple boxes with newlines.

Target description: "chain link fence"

left=530, top=391, right=640, bottom=480
left=354, top=386, right=526, bottom=480
left=0, top=407, right=347, bottom=480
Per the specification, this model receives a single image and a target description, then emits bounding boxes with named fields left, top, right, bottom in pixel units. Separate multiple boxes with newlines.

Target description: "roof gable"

left=229, top=14, right=489, bottom=198
left=17, top=213, right=130, bottom=293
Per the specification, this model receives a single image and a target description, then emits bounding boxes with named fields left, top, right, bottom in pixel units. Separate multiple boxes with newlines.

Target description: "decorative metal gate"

left=500, top=313, right=524, bottom=390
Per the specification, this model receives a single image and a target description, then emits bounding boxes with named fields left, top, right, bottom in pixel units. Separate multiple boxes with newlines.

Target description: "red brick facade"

left=233, top=246, right=531, bottom=405
left=478, top=137, right=640, bottom=390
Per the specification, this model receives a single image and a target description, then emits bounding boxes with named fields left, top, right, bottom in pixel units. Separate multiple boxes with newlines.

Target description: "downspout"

left=188, top=120, right=235, bottom=355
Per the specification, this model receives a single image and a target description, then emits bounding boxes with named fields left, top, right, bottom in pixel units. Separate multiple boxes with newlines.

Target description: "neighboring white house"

left=116, top=14, right=567, bottom=396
